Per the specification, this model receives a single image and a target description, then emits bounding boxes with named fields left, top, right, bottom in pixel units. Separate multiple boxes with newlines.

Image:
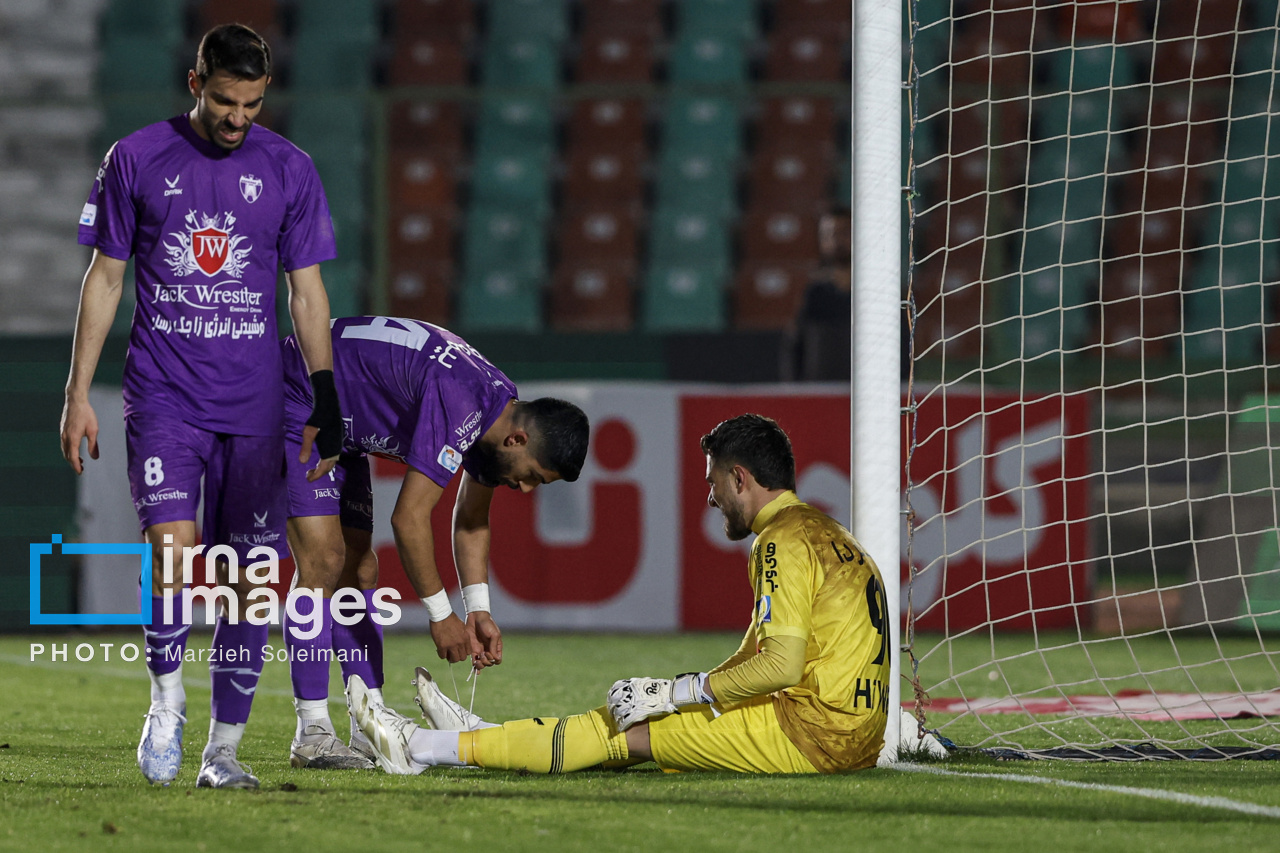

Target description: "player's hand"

left=607, top=673, right=713, bottom=731
left=466, top=611, right=503, bottom=669
left=59, top=395, right=99, bottom=475
left=303, top=369, right=343, bottom=481
left=300, top=424, right=339, bottom=482
left=429, top=613, right=478, bottom=664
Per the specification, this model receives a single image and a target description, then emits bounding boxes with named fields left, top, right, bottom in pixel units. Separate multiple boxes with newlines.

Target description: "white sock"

left=295, top=698, right=333, bottom=738
left=148, top=667, right=185, bottom=708
left=407, top=727, right=465, bottom=767
left=368, top=687, right=384, bottom=705
left=204, top=720, right=245, bottom=761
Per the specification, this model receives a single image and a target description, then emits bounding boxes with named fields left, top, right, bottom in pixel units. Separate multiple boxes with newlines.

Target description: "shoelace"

left=210, top=745, right=253, bottom=775
left=446, top=664, right=480, bottom=724
left=143, top=707, right=187, bottom=725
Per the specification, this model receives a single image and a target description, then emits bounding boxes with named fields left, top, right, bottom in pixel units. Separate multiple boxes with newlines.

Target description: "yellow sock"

left=458, top=706, right=628, bottom=773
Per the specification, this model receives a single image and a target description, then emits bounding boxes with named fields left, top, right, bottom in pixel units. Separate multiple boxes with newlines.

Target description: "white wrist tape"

left=461, top=583, right=490, bottom=614
left=421, top=589, right=452, bottom=623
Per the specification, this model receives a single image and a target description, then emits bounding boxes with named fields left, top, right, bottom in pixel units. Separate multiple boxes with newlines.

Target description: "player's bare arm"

left=60, top=250, right=127, bottom=474
left=392, top=467, right=481, bottom=664
left=453, top=472, right=502, bottom=668
left=285, top=264, right=341, bottom=481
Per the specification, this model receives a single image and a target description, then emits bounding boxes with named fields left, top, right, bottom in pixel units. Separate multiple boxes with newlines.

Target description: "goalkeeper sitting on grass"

left=348, top=413, right=892, bottom=774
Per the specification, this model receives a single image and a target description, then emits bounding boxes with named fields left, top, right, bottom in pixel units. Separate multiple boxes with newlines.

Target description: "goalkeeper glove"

left=606, top=672, right=714, bottom=731
left=306, top=369, right=344, bottom=459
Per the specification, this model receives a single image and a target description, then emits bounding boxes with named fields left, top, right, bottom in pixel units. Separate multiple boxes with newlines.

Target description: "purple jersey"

left=282, top=316, right=518, bottom=487
left=78, top=115, right=337, bottom=435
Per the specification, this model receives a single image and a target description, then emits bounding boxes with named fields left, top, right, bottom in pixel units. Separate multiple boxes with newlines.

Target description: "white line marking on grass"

left=891, top=762, right=1280, bottom=819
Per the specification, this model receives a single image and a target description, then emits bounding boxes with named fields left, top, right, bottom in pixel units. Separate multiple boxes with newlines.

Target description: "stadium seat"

left=291, top=0, right=379, bottom=43
left=1150, top=34, right=1235, bottom=83
left=647, top=208, right=731, bottom=274
left=661, top=95, right=741, bottom=157
left=387, top=261, right=453, bottom=327
left=575, top=33, right=655, bottom=83
left=288, top=34, right=376, bottom=90
left=392, top=0, right=475, bottom=41
left=1096, top=257, right=1182, bottom=360
left=739, top=207, right=820, bottom=265
left=561, top=149, right=645, bottom=210
left=667, top=34, right=747, bottom=83
left=580, top=0, right=662, bottom=37
left=774, top=0, right=850, bottom=30
left=950, top=28, right=1029, bottom=89
left=653, top=150, right=737, bottom=219
left=388, top=99, right=465, bottom=155
left=1183, top=266, right=1267, bottom=362
left=196, top=0, right=281, bottom=43
left=555, top=207, right=639, bottom=269
left=469, top=151, right=552, bottom=220
left=462, top=205, right=546, bottom=277
left=1046, top=41, right=1138, bottom=92
left=320, top=260, right=365, bottom=318
left=457, top=268, right=543, bottom=331
left=99, top=100, right=172, bottom=152
left=674, top=0, right=758, bottom=39
left=1021, top=218, right=1102, bottom=268
left=763, top=30, right=845, bottom=82
left=389, top=206, right=455, bottom=267
left=98, top=37, right=180, bottom=95
left=388, top=37, right=469, bottom=86
left=548, top=262, right=635, bottom=331
left=565, top=98, right=647, bottom=157
left=732, top=262, right=812, bottom=330
left=480, top=36, right=560, bottom=90
left=486, top=0, right=569, bottom=45
left=289, top=97, right=368, bottom=163
left=641, top=265, right=726, bottom=332
left=474, top=96, right=555, bottom=158
left=1056, top=0, right=1145, bottom=43
left=1036, top=90, right=1115, bottom=139
left=101, top=0, right=185, bottom=45
left=388, top=151, right=456, bottom=211
left=746, top=145, right=833, bottom=212
left=754, top=97, right=837, bottom=152
left=1106, top=209, right=1188, bottom=262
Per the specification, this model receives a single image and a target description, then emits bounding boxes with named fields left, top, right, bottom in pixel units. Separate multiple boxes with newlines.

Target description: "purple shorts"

left=126, top=412, right=287, bottom=561
left=282, top=440, right=375, bottom=533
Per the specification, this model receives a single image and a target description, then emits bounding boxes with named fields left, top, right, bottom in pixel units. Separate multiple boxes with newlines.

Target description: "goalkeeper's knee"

left=461, top=707, right=627, bottom=774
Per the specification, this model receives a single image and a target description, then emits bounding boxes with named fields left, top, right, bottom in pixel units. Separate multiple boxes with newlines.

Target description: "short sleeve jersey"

left=748, top=491, right=891, bottom=773
left=78, top=116, right=337, bottom=435
left=282, top=317, right=518, bottom=486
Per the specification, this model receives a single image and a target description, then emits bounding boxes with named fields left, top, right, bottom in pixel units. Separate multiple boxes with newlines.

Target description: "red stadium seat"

left=387, top=99, right=465, bottom=155
left=555, top=206, right=640, bottom=269
left=388, top=37, right=469, bottom=86
left=754, top=96, right=837, bottom=154
left=393, top=0, right=475, bottom=41
left=1106, top=209, right=1191, bottom=264
left=1150, top=33, right=1235, bottom=83
left=197, top=0, right=280, bottom=43
left=913, top=271, right=986, bottom=361
left=1057, top=0, right=1146, bottom=43
left=950, top=28, right=1031, bottom=90
left=739, top=206, right=821, bottom=265
left=575, top=32, right=655, bottom=83
left=548, top=262, right=635, bottom=331
left=387, top=261, right=453, bottom=327
left=746, top=144, right=833, bottom=211
left=565, top=98, right=647, bottom=156
left=389, top=206, right=456, bottom=267
left=1095, top=258, right=1183, bottom=359
left=774, top=0, right=851, bottom=30
left=580, top=0, right=662, bottom=36
left=763, top=29, right=845, bottom=81
left=387, top=151, right=456, bottom=211
left=732, top=262, right=813, bottom=330
left=561, top=148, right=646, bottom=210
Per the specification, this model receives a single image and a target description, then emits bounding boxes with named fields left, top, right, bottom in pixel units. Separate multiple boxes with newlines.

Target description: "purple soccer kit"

left=278, top=316, right=518, bottom=699
left=79, top=115, right=337, bottom=726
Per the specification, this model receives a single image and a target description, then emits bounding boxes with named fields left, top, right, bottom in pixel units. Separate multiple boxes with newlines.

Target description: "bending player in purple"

left=60, top=25, right=345, bottom=789
left=277, top=316, right=589, bottom=770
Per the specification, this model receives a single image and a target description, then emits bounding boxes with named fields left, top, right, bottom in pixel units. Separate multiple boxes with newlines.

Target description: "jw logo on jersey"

left=164, top=210, right=252, bottom=278
left=239, top=174, right=262, bottom=203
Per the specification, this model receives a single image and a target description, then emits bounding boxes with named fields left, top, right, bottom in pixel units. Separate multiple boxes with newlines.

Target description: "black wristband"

left=305, top=369, right=344, bottom=459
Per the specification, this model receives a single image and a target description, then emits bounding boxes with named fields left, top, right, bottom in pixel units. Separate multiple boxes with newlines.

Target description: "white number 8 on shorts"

left=144, top=456, right=165, bottom=486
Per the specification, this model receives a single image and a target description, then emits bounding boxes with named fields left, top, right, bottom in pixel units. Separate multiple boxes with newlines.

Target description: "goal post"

left=904, top=0, right=1280, bottom=759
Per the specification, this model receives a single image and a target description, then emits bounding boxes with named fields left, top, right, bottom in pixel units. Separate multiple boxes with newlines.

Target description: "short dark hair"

left=515, top=398, right=590, bottom=483
left=700, top=414, right=796, bottom=491
left=195, top=24, right=271, bottom=82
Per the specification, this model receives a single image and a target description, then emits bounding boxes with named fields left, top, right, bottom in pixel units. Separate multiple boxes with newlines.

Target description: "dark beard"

left=465, top=440, right=513, bottom=488
left=722, top=503, right=753, bottom=541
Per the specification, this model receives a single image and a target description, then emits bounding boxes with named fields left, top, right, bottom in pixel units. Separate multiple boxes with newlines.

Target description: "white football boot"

left=412, top=667, right=489, bottom=731
left=137, top=703, right=186, bottom=785
left=290, top=724, right=375, bottom=770
left=346, top=675, right=425, bottom=775
left=195, top=744, right=259, bottom=789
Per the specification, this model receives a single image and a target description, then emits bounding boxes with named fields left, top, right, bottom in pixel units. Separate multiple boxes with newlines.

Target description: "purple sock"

left=334, top=588, right=385, bottom=689
left=143, top=591, right=191, bottom=676
left=209, top=616, right=267, bottom=725
left=284, top=593, right=334, bottom=700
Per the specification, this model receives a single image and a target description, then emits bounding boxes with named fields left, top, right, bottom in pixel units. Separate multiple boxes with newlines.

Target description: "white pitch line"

left=891, top=762, right=1280, bottom=819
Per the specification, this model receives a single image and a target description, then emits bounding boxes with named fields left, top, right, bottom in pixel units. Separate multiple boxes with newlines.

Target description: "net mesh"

left=905, top=0, right=1280, bottom=757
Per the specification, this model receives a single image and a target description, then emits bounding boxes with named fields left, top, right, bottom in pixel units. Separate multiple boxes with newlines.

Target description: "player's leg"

left=127, top=414, right=209, bottom=785
left=330, top=523, right=386, bottom=760
left=194, top=432, right=285, bottom=789
left=643, top=696, right=819, bottom=774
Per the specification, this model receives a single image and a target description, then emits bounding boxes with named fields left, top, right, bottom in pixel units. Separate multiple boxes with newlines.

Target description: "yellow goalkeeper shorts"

left=647, top=695, right=818, bottom=774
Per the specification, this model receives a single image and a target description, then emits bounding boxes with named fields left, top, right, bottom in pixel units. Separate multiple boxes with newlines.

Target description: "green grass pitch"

left=2, top=631, right=1280, bottom=852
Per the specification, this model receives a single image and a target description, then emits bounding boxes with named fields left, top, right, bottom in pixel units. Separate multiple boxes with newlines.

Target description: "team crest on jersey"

left=239, top=174, right=262, bottom=203
left=164, top=210, right=252, bottom=278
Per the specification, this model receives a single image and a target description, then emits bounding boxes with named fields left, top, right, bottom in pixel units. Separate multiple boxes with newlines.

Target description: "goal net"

left=905, top=0, right=1280, bottom=758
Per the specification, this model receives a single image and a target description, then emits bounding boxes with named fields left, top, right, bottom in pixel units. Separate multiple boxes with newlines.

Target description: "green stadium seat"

left=98, top=37, right=181, bottom=95
left=675, top=0, right=758, bottom=38
left=641, top=265, right=726, bottom=332
left=321, top=260, right=365, bottom=318
left=1046, top=41, right=1137, bottom=92
left=470, top=152, right=551, bottom=219
left=288, top=34, right=376, bottom=90
left=1024, top=176, right=1109, bottom=224
left=462, top=205, right=547, bottom=277
left=647, top=208, right=731, bottom=274
left=1021, top=218, right=1102, bottom=267
left=653, top=150, right=738, bottom=219
left=98, top=100, right=175, bottom=152
left=1236, top=30, right=1279, bottom=76
left=481, top=37, right=560, bottom=90
left=474, top=96, right=556, bottom=159
left=292, top=0, right=379, bottom=43
left=1027, top=136, right=1114, bottom=184
left=1037, top=91, right=1115, bottom=138
left=457, top=268, right=543, bottom=331
left=487, top=0, right=569, bottom=45
left=101, top=0, right=185, bottom=45
left=667, top=34, right=747, bottom=84
left=661, top=95, right=741, bottom=156
left=289, top=97, right=368, bottom=162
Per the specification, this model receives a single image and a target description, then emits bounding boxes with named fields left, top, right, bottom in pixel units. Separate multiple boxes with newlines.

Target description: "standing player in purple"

left=59, top=25, right=345, bottom=789
left=277, top=316, right=589, bottom=770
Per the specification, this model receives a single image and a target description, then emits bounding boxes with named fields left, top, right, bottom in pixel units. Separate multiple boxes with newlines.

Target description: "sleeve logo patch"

left=756, top=595, right=772, bottom=624
left=79, top=203, right=97, bottom=226
left=437, top=445, right=462, bottom=473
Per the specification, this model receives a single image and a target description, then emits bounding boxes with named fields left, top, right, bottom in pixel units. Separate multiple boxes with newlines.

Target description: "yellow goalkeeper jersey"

left=747, top=491, right=891, bottom=772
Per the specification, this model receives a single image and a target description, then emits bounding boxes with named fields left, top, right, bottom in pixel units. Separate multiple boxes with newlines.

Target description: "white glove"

left=607, top=673, right=713, bottom=731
